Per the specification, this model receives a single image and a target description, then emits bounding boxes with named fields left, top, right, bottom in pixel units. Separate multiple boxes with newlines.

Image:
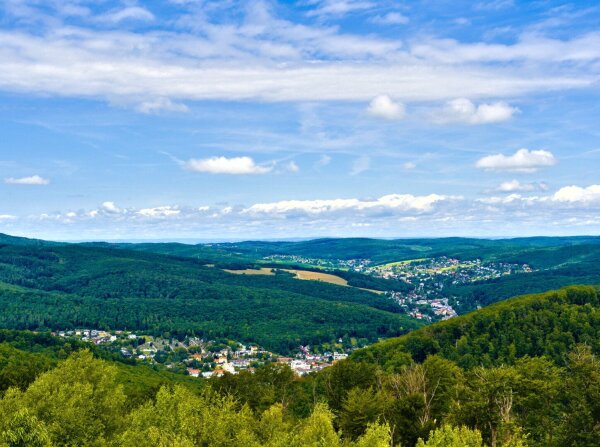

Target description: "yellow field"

left=283, top=269, right=348, bottom=286
left=223, top=267, right=382, bottom=294
left=224, top=268, right=274, bottom=275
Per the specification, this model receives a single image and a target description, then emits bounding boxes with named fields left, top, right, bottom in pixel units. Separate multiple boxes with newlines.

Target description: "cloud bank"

left=476, top=149, right=556, bottom=173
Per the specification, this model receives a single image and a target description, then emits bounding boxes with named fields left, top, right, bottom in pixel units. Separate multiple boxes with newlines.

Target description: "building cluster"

left=50, top=329, right=355, bottom=379
left=275, top=346, right=350, bottom=376
left=263, top=254, right=370, bottom=271
left=261, top=254, right=531, bottom=323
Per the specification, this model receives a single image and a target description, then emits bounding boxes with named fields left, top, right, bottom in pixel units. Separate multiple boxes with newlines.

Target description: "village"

left=52, top=329, right=352, bottom=378
left=262, top=254, right=532, bottom=322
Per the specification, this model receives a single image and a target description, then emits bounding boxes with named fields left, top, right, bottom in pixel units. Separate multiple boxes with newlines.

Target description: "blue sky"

left=0, top=0, right=598, bottom=241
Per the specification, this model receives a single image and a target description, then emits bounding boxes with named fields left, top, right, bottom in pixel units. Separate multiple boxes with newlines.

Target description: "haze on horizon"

left=0, top=0, right=598, bottom=240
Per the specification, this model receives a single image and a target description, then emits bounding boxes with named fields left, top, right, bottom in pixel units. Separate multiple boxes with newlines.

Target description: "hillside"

left=0, top=237, right=420, bottom=353
left=210, top=285, right=600, bottom=447
left=108, top=236, right=600, bottom=314
left=351, top=285, right=600, bottom=368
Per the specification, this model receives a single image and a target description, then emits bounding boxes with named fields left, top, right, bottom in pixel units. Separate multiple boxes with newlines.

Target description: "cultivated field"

left=282, top=269, right=348, bottom=286
left=224, top=268, right=275, bottom=275
left=224, top=267, right=382, bottom=294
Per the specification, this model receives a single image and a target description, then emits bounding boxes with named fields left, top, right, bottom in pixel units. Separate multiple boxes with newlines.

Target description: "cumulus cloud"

left=101, top=201, right=122, bottom=214
left=496, top=179, right=548, bottom=192
left=552, top=185, right=600, bottom=203
left=367, top=95, right=406, bottom=120
left=476, top=149, right=556, bottom=173
left=370, top=12, right=409, bottom=25
left=0, top=214, right=16, bottom=221
left=4, top=175, right=50, bottom=185
left=436, top=98, right=518, bottom=124
left=184, top=156, right=272, bottom=175
left=243, top=193, right=450, bottom=215
left=137, top=206, right=181, bottom=218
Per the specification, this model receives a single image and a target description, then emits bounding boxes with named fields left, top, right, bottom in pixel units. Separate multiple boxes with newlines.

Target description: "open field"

left=283, top=269, right=383, bottom=294
left=283, top=269, right=348, bottom=286
left=223, top=268, right=274, bottom=275
left=223, top=267, right=382, bottom=294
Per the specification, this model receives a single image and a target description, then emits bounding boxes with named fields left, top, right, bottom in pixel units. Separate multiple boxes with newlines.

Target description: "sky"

left=0, top=0, right=599, bottom=241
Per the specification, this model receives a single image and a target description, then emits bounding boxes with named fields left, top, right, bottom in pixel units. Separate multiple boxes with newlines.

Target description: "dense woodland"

left=0, top=286, right=597, bottom=446
left=0, top=240, right=419, bottom=353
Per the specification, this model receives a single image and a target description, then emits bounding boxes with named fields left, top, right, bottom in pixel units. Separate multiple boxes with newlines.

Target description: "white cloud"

left=102, top=201, right=122, bottom=214
left=436, top=98, right=518, bottom=124
left=97, top=6, right=155, bottom=24
left=367, top=95, right=406, bottom=120
left=0, top=9, right=595, bottom=108
left=136, top=98, right=188, bottom=114
left=184, top=156, right=272, bottom=175
left=137, top=206, right=181, bottom=218
left=403, top=162, right=416, bottom=170
left=552, top=185, right=600, bottom=203
left=350, top=155, right=370, bottom=175
left=370, top=12, right=409, bottom=25
left=243, top=193, right=450, bottom=215
left=478, top=194, right=532, bottom=205
left=496, top=179, right=547, bottom=192
left=476, top=149, right=556, bottom=173
left=306, top=0, right=376, bottom=17
left=4, top=175, right=50, bottom=185
left=0, top=214, right=16, bottom=221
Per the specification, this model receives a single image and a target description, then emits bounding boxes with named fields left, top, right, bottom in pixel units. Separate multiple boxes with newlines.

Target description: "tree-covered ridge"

left=0, top=287, right=600, bottom=447
left=0, top=287, right=598, bottom=446
left=210, top=285, right=600, bottom=447
left=351, top=285, right=600, bottom=368
left=106, top=235, right=600, bottom=312
left=0, top=243, right=420, bottom=353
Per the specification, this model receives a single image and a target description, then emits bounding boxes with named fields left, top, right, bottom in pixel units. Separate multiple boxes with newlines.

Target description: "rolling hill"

left=0, top=235, right=420, bottom=353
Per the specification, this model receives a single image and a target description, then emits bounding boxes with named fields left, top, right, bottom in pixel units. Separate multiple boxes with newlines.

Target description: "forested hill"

left=207, top=285, right=600, bottom=447
left=94, top=235, right=600, bottom=265
left=0, top=238, right=419, bottom=353
left=99, top=235, right=600, bottom=313
left=198, top=236, right=600, bottom=263
left=351, top=285, right=600, bottom=369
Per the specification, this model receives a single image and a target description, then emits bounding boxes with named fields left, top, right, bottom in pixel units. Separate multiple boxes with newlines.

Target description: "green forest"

left=0, top=240, right=419, bottom=353
left=106, top=235, right=600, bottom=312
left=0, top=285, right=598, bottom=446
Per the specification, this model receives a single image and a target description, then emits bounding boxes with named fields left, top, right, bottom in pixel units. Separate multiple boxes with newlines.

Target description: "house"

left=222, top=363, right=236, bottom=374
left=187, top=368, right=201, bottom=378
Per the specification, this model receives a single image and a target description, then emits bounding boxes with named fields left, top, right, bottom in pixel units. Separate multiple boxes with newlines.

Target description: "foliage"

left=0, top=242, right=420, bottom=353
left=416, top=425, right=483, bottom=447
